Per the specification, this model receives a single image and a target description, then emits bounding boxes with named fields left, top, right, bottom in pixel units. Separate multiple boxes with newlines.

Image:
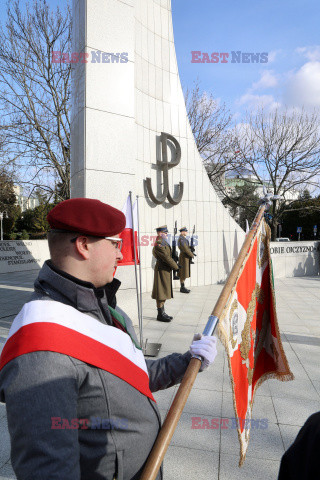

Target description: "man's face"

left=159, top=231, right=168, bottom=239
left=89, top=235, right=123, bottom=287
left=181, top=230, right=188, bottom=237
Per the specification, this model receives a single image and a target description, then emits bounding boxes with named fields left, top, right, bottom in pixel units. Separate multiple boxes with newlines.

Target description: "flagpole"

left=129, top=191, right=141, bottom=344
left=136, top=195, right=143, bottom=348
left=140, top=203, right=267, bottom=480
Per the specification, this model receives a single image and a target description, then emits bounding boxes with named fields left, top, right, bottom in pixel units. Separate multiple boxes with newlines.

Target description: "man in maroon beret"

left=0, top=198, right=217, bottom=480
left=46, top=198, right=126, bottom=287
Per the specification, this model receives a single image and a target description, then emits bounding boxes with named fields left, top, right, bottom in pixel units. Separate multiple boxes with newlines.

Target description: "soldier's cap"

left=47, top=198, right=126, bottom=237
left=156, top=225, right=168, bottom=233
left=179, top=227, right=188, bottom=232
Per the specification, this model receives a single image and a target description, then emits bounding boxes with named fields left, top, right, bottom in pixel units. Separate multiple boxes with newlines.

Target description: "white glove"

left=189, top=334, right=217, bottom=371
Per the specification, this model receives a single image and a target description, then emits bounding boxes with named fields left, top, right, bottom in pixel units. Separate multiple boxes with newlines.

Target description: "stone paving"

left=0, top=270, right=319, bottom=479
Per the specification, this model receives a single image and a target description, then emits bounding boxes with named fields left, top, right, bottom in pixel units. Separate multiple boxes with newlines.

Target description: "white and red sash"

left=0, top=300, right=154, bottom=401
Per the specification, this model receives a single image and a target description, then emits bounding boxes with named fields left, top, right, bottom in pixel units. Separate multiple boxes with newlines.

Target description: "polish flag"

left=117, top=195, right=139, bottom=266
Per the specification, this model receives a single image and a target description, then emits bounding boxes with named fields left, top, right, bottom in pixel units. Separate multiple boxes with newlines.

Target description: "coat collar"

left=34, top=261, right=121, bottom=313
left=156, top=237, right=170, bottom=248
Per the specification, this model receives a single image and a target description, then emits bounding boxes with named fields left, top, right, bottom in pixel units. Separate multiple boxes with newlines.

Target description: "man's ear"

left=74, top=236, right=90, bottom=260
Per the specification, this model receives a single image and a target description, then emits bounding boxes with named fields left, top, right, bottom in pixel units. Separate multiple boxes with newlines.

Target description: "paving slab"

left=312, top=380, right=320, bottom=396
left=192, top=361, right=224, bottom=393
left=0, top=404, right=6, bottom=420
left=268, top=376, right=319, bottom=401
left=0, top=462, right=15, bottom=480
left=182, top=388, right=223, bottom=417
left=219, top=452, right=280, bottom=480
left=0, top=417, right=10, bottom=469
left=153, top=386, right=177, bottom=412
left=278, top=424, right=302, bottom=451
left=164, top=445, right=218, bottom=480
left=163, top=410, right=221, bottom=452
left=272, top=396, right=320, bottom=427
left=221, top=392, right=277, bottom=424
left=220, top=420, right=284, bottom=461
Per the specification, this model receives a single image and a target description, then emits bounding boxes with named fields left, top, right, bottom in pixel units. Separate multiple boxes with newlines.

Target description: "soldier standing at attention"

left=178, top=227, right=194, bottom=293
left=151, top=225, right=179, bottom=322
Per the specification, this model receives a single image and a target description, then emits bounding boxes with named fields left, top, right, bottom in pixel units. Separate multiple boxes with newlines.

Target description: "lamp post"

left=0, top=211, right=8, bottom=241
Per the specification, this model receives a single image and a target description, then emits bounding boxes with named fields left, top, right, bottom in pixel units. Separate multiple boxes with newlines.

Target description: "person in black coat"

left=278, top=411, right=320, bottom=479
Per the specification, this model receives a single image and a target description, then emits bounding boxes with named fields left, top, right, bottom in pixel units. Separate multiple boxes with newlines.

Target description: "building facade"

left=13, top=186, right=39, bottom=212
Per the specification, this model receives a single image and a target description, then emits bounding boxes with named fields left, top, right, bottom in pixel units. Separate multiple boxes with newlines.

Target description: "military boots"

left=180, top=283, right=190, bottom=293
left=157, top=307, right=172, bottom=322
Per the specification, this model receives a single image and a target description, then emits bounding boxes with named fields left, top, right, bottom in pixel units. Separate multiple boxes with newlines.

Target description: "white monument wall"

left=1, top=239, right=319, bottom=283
left=0, top=240, right=49, bottom=274
left=271, top=241, right=320, bottom=278
left=71, top=0, right=245, bottom=316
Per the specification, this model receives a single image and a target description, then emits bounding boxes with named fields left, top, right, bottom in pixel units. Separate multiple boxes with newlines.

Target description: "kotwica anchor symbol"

left=145, top=132, right=184, bottom=206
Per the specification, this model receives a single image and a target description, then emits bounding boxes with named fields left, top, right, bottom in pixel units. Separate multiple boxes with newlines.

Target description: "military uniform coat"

left=178, top=235, right=194, bottom=281
left=152, top=238, right=178, bottom=300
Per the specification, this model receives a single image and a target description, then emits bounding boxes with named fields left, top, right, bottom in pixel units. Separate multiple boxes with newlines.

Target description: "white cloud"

left=235, top=48, right=320, bottom=116
left=237, top=93, right=280, bottom=112
left=267, top=50, right=281, bottom=64
left=296, top=46, right=320, bottom=62
left=252, top=71, right=278, bottom=90
left=284, top=61, right=320, bottom=108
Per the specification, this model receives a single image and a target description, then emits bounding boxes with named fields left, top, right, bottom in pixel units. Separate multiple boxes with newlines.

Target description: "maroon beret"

left=47, top=198, right=126, bottom=237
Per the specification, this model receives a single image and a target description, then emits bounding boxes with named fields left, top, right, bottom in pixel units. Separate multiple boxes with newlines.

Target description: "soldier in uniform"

left=178, top=227, right=194, bottom=293
left=152, top=225, right=179, bottom=322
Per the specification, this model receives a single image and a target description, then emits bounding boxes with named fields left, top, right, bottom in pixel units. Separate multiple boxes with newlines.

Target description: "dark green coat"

left=152, top=238, right=179, bottom=300
left=178, top=235, right=194, bottom=280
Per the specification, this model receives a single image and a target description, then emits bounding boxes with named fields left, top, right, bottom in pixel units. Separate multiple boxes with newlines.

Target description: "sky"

left=0, top=0, right=319, bottom=119
left=172, top=0, right=320, bottom=118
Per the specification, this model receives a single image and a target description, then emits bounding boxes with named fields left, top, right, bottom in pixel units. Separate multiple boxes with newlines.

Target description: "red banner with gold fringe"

left=218, top=218, right=294, bottom=465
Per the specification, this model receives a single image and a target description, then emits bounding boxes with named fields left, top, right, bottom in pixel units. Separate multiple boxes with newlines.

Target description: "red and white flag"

left=118, top=194, right=139, bottom=266
left=218, top=218, right=293, bottom=465
left=0, top=300, right=154, bottom=400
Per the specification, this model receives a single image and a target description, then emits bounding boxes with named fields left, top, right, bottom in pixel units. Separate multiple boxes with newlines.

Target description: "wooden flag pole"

left=140, top=204, right=267, bottom=480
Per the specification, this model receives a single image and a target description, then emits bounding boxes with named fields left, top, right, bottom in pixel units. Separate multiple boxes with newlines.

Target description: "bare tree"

left=184, top=81, right=241, bottom=193
left=0, top=0, right=71, bottom=200
left=232, top=107, right=320, bottom=239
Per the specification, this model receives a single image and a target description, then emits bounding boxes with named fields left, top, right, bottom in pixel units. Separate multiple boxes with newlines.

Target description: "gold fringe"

left=265, top=221, right=294, bottom=382
left=217, top=219, right=294, bottom=468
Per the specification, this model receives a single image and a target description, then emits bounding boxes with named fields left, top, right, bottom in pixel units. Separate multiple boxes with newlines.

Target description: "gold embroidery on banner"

left=256, top=288, right=265, bottom=305
left=251, top=327, right=256, bottom=346
left=229, top=299, right=238, bottom=349
left=244, top=405, right=251, bottom=442
left=270, top=342, right=280, bottom=366
left=257, top=232, right=269, bottom=269
left=240, top=283, right=261, bottom=361
left=240, top=320, right=251, bottom=361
